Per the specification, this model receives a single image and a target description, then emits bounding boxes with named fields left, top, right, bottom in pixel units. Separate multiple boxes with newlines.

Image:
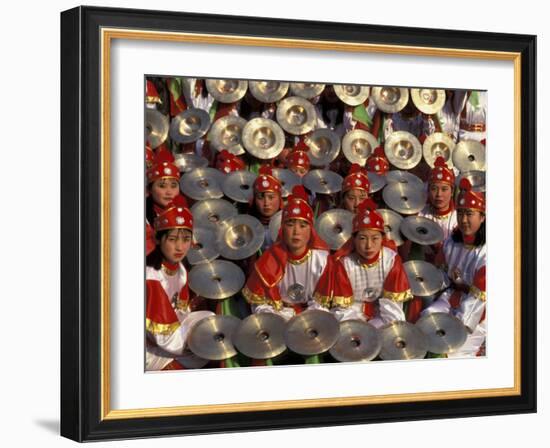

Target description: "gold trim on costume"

left=287, top=249, right=312, bottom=265
left=145, top=318, right=180, bottom=335
left=312, top=291, right=331, bottom=308
left=146, top=95, right=162, bottom=104
left=161, top=265, right=178, bottom=276
left=469, top=285, right=487, bottom=302
left=331, top=295, right=354, bottom=308
left=175, top=299, right=190, bottom=312
left=242, top=287, right=283, bottom=310
left=383, top=289, right=413, bottom=303
left=254, top=264, right=283, bottom=289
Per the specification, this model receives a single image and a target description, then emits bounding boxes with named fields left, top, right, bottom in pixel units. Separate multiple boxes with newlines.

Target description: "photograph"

left=144, top=77, right=488, bottom=371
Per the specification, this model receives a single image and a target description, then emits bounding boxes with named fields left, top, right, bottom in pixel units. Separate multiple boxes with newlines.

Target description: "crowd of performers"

left=144, top=77, right=487, bottom=370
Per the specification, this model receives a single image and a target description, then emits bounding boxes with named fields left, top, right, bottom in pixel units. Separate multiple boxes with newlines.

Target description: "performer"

left=331, top=198, right=413, bottom=328
left=418, top=156, right=458, bottom=240
left=145, top=201, right=214, bottom=371
left=435, top=90, right=462, bottom=142
left=145, top=155, right=181, bottom=226
left=249, top=165, right=283, bottom=251
left=242, top=186, right=344, bottom=320
left=286, top=148, right=310, bottom=178
left=365, top=146, right=390, bottom=176
left=382, top=98, right=436, bottom=141
left=421, top=178, right=487, bottom=357
left=340, top=164, right=371, bottom=213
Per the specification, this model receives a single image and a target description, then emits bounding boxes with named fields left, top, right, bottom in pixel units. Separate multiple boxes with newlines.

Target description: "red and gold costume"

left=286, top=149, right=310, bottom=173
left=332, top=199, right=413, bottom=327
left=251, top=165, right=283, bottom=251
left=342, top=163, right=371, bottom=195
left=418, top=156, right=458, bottom=240
left=243, top=187, right=345, bottom=320
left=421, top=179, right=486, bottom=357
left=145, top=203, right=214, bottom=371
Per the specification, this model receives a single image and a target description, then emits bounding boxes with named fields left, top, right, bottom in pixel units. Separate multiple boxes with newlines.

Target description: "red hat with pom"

left=216, top=149, right=246, bottom=174
left=429, top=156, right=455, bottom=186
left=286, top=149, right=310, bottom=170
left=457, top=179, right=485, bottom=212
left=282, top=185, right=314, bottom=225
left=253, top=165, right=283, bottom=195
left=153, top=199, right=193, bottom=232
left=146, top=147, right=180, bottom=183
left=352, top=198, right=385, bottom=233
left=342, top=164, right=370, bottom=193
left=365, top=146, right=390, bottom=175
left=146, top=80, right=162, bottom=105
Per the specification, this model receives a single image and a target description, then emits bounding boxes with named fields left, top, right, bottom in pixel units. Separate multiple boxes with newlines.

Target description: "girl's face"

left=282, top=219, right=311, bottom=255
left=343, top=189, right=368, bottom=213
left=159, top=229, right=192, bottom=264
left=457, top=209, right=485, bottom=236
left=150, top=178, right=180, bottom=208
left=255, top=191, right=280, bottom=218
left=354, top=229, right=383, bottom=261
left=428, top=182, right=453, bottom=211
left=289, top=165, right=308, bottom=178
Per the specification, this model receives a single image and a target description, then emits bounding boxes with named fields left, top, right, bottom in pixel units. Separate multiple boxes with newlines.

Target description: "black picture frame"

left=60, top=5, right=536, bottom=442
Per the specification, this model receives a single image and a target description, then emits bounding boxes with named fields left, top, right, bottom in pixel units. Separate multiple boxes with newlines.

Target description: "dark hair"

left=145, top=195, right=156, bottom=227
left=451, top=220, right=486, bottom=246
left=145, top=229, right=169, bottom=270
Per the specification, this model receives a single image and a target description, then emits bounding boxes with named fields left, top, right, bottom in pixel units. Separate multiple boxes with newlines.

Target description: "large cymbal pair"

left=173, top=153, right=209, bottom=174
left=290, top=83, right=325, bottom=99
left=400, top=216, right=444, bottom=246
left=453, top=140, right=486, bottom=172
left=385, top=131, right=422, bottom=170
left=315, top=209, right=354, bottom=250
left=416, top=312, right=468, bottom=354
left=188, top=260, right=245, bottom=300
left=456, top=170, right=486, bottom=192
left=249, top=80, right=289, bottom=103
left=242, top=117, right=285, bottom=159
left=403, top=260, right=445, bottom=297
left=423, top=132, right=455, bottom=168
left=342, top=130, right=378, bottom=166
left=410, top=88, right=446, bottom=114
left=379, top=321, right=428, bottom=360
left=145, top=109, right=169, bottom=148
left=272, top=168, right=302, bottom=198
left=191, top=198, right=238, bottom=231
left=216, top=214, right=265, bottom=260
left=205, top=79, right=248, bottom=103
left=209, top=115, right=247, bottom=155
left=303, top=169, right=343, bottom=194
left=170, top=108, right=211, bottom=144
left=276, top=96, right=317, bottom=135
left=329, top=320, right=381, bottom=362
left=233, top=313, right=287, bottom=359
left=371, top=86, right=409, bottom=113
left=382, top=182, right=427, bottom=215
left=187, top=314, right=241, bottom=361
left=222, top=170, right=257, bottom=203
left=333, top=84, right=370, bottom=106
left=285, top=310, right=339, bottom=356
left=306, top=129, right=341, bottom=166
left=181, top=168, right=226, bottom=200
left=377, top=209, right=404, bottom=246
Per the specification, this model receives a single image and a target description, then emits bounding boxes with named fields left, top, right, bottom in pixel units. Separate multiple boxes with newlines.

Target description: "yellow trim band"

left=145, top=318, right=180, bottom=335
left=313, top=291, right=331, bottom=308
left=470, top=285, right=487, bottom=302
left=383, top=289, right=413, bottom=303
left=331, top=295, right=354, bottom=308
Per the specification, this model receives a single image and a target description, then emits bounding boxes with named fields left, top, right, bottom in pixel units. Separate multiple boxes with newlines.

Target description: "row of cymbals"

left=147, top=106, right=486, bottom=171
left=184, top=310, right=469, bottom=364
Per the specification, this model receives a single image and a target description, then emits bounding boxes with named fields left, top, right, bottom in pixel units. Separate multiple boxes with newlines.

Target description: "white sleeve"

left=378, top=298, right=406, bottom=325
left=455, top=293, right=486, bottom=332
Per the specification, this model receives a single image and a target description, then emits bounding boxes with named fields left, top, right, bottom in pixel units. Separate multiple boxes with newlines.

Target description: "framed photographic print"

left=60, top=5, right=536, bottom=442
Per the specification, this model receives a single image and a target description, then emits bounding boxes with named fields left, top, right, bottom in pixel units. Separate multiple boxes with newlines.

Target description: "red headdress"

left=342, top=164, right=371, bottom=194
left=253, top=165, right=283, bottom=195
left=428, top=156, right=455, bottom=186
left=146, top=80, right=162, bottom=105
left=282, top=185, right=314, bottom=226
left=457, top=178, right=485, bottom=212
left=216, top=149, right=246, bottom=174
left=153, top=199, right=193, bottom=232
left=286, top=149, right=310, bottom=171
left=365, top=146, right=390, bottom=175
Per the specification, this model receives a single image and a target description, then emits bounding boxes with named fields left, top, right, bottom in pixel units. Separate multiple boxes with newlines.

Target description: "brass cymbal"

left=368, top=171, right=387, bottom=193
left=385, top=170, right=424, bottom=189
left=315, top=209, right=354, bottom=250
left=382, top=182, right=427, bottom=215
left=233, top=313, right=287, bottom=359
left=269, top=210, right=283, bottom=243
left=452, top=140, right=486, bottom=172
left=173, top=153, right=209, bottom=174
left=284, top=309, right=340, bottom=355
left=188, top=260, right=245, bottom=300
left=190, top=198, right=238, bottom=231
left=306, top=128, right=341, bottom=166
left=371, top=86, right=409, bottom=113
left=272, top=168, right=302, bottom=198
left=222, top=170, right=256, bottom=203
left=333, top=84, right=370, bottom=106
left=329, top=319, right=382, bottom=362
left=187, top=227, right=220, bottom=265
left=379, top=321, right=428, bottom=360
left=385, top=131, right=422, bottom=170
left=416, top=312, right=468, bottom=354
left=169, top=108, right=211, bottom=144
left=249, top=80, right=289, bottom=103
left=422, top=132, right=456, bottom=168
left=208, top=115, right=247, bottom=155
left=216, top=214, right=265, bottom=260
left=289, top=82, right=325, bottom=99
left=411, top=88, right=446, bottom=115
left=276, top=96, right=317, bottom=135
left=401, top=216, right=444, bottom=245
left=180, top=168, right=226, bottom=200
left=303, top=169, right=343, bottom=194
left=456, top=170, right=486, bottom=192
left=403, top=260, right=445, bottom=297
left=242, top=117, right=285, bottom=159
left=187, top=314, right=241, bottom=360
left=377, top=208, right=404, bottom=246
left=342, top=129, right=378, bottom=166
left=205, top=78, right=248, bottom=103
left=145, top=109, right=169, bottom=148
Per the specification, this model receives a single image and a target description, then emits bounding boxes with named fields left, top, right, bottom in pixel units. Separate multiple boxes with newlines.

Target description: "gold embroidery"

left=175, top=300, right=190, bottom=312
left=145, top=318, right=180, bottom=335
left=331, top=295, right=354, bottom=308
left=254, top=264, right=283, bottom=288
left=287, top=249, right=312, bottom=265
left=360, top=258, right=380, bottom=269
left=383, top=289, right=413, bottom=303
left=469, top=285, right=487, bottom=302
left=312, top=291, right=331, bottom=307
left=242, top=287, right=283, bottom=310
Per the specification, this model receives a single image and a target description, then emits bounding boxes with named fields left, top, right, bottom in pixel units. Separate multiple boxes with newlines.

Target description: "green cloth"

left=304, top=354, right=322, bottom=364
left=469, top=91, right=480, bottom=107
left=352, top=104, right=373, bottom=127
